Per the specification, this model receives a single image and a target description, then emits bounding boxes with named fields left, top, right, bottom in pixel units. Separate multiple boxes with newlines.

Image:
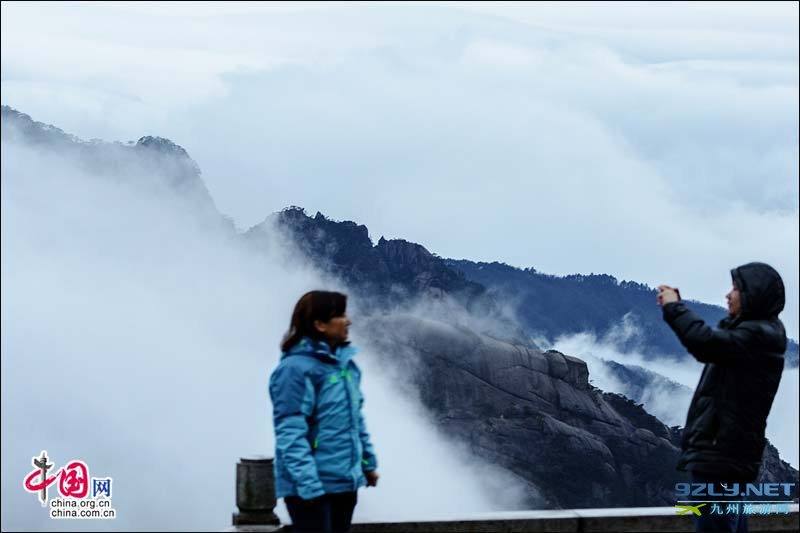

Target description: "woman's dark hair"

left=281, top=291, right=348, bottom=352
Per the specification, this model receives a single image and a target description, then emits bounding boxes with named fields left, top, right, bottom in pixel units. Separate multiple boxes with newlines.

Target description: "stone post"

left=232, top=456, right=281, bottom=527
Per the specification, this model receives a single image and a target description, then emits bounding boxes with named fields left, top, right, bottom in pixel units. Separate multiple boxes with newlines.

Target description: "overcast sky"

left=2, top=1, right=797, bottom=338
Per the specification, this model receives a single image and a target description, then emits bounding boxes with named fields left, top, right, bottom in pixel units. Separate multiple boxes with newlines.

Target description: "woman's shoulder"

left=276, top=352, right=320, bottom=372
left=345, top=358, right=363, bottom=377
left=270, top=355, right=327, bottom=393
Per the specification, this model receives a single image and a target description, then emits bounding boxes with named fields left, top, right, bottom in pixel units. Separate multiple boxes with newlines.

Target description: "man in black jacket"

left=658, top=262, right=787, bottom=533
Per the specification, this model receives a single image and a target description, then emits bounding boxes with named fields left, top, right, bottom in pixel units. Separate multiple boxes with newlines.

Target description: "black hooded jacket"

left=662, top=262, right=787, bottom=481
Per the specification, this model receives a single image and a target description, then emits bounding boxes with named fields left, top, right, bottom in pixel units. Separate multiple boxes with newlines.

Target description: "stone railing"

left=231, top=457, right=280, bottom=529
left=228, top=457, right=799, bottom=532
left=345, top=507, right=799, bottom=532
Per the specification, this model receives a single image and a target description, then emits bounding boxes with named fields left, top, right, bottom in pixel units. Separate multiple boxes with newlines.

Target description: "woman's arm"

left=357, top=390, right=378, bottom=473
left=270, top=364, right=325, bottom=500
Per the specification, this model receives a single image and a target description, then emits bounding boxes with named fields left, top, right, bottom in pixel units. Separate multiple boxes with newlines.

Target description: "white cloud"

left=462, top=40, right=546, bottom=69
left=460, top=2, right=799, bottom=37
left=769, top=368, right=800, bottom=471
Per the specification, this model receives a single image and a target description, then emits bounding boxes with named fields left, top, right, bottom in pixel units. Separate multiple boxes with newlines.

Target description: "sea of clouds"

left=1, top=138, right=530, bottom=531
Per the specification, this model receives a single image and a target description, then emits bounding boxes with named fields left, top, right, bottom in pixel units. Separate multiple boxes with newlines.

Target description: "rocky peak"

left=270, top=208, right=486, bottom=303
left=264, top=208, right=531, bottom=342
left=2, top=106, right=218, bottom=219
left=136, top=135, right=190, bottom=158
left=134, top=135, right=201, bottom=178
left=544, top=350, right=590, bottom=391
left=2, top=105, right=81, bottom=146
left=275, top=207, right=373, bottom=252
left=376, top=237, right=436, bottom=269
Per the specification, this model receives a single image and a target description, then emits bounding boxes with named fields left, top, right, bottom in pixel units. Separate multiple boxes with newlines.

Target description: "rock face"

left=361, top=314, right=799, bottom=509
left=362, top=314, right=683, bottom=508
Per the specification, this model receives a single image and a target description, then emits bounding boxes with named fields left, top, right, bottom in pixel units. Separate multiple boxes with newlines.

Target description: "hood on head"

left=731, top=262, right=785, bottom=319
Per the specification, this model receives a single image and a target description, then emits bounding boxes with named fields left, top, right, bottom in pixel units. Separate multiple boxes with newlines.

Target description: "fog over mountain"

left=2, top=103, right=798, bottom=527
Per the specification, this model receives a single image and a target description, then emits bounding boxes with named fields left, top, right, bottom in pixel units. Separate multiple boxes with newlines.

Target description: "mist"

left=1, top=138, right=525, bottom=530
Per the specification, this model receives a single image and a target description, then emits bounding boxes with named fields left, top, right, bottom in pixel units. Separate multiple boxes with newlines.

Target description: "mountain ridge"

left=7, top=104, right=795, bottom=362
left=264, top=205, right=798, bottom=366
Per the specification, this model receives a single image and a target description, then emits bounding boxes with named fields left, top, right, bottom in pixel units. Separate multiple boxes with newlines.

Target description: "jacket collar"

left=283, top=336, right=358, bottom=365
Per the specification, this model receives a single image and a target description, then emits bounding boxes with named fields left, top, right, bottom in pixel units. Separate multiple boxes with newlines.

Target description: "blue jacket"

left=269, top=337, right=378, bottom=500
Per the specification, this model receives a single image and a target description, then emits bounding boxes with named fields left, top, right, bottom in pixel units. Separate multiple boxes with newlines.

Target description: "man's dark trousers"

left=690, top=470, right=748, bottom=533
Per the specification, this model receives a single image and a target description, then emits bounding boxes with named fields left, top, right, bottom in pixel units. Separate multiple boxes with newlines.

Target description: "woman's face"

left=726, top=285, right=742, bottom=317
left=314, top=314, right=351, bottom=347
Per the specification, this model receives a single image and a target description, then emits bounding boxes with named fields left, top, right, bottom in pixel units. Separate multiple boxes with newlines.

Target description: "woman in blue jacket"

left=270, top=291, right=379, bottom=533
